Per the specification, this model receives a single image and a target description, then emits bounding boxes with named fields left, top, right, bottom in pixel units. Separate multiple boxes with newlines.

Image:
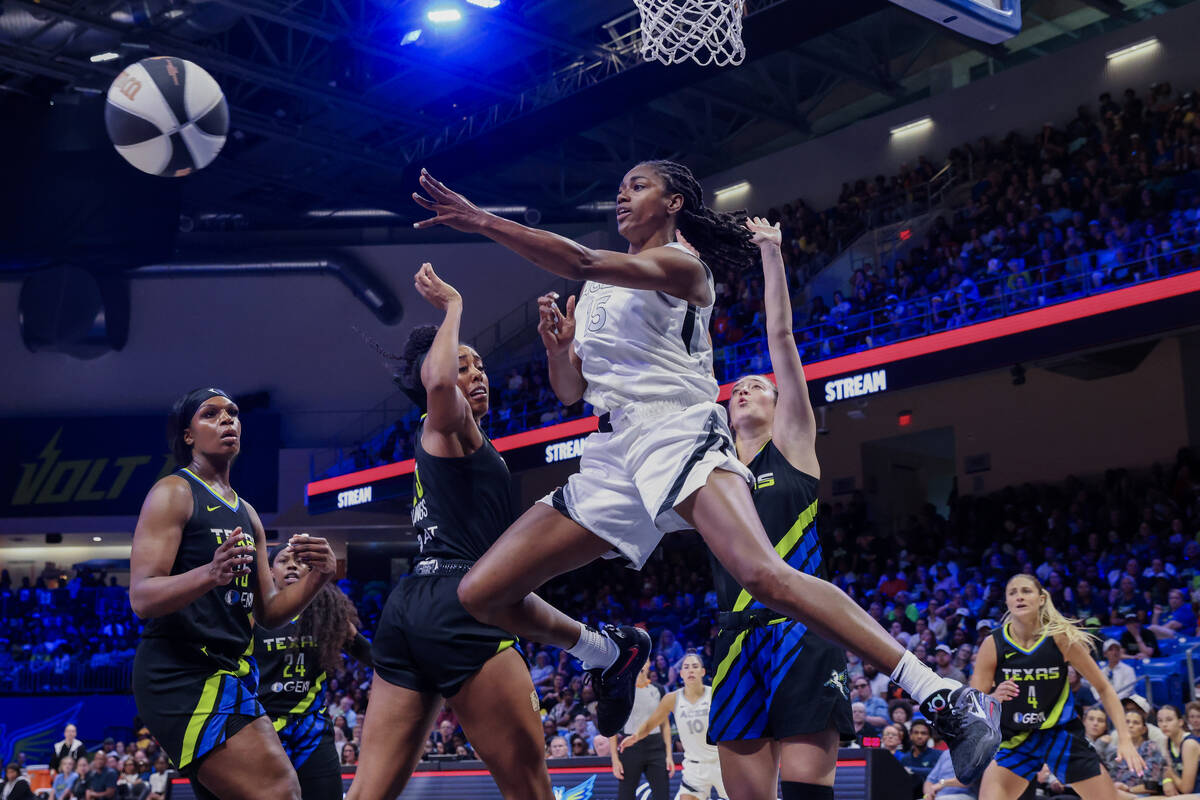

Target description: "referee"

left=611, top=659, right=673, bottom=800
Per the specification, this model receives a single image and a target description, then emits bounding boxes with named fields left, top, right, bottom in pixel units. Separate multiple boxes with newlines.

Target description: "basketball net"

left=634, top=0, right=746, bottom=67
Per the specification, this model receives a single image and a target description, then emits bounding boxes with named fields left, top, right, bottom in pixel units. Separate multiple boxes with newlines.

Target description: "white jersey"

left=674, top=686, right=719, bottom=763
left=572, top=242, right=719, bottom=414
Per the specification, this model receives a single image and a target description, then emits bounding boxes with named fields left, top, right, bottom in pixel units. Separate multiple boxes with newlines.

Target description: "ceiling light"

left=90, top=52, right=119, bottom=63
left=481, top=205, right=528, bottom=214
left=1105, top=37, right=1159, bottom=62
left=466, top=0, right=500, bottom=6
left=889, top=116, right=932, bottom=136
left=713, top=181, right=750, bottom=200
left=92, top=536, right=103, bottom=542
left=401, top=28, right=423, bottom=45
left=305, top=208, right=399, bottom=219
left=427, top=8, right=462, bottom=23
left=576, top=201, right=617, bottom=212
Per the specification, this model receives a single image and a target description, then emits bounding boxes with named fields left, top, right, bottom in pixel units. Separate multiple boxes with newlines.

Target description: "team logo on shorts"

left=824, top=669, right=850, bottom=699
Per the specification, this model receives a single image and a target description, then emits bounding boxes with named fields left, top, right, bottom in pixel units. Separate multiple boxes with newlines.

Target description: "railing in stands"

left=2, top=660, right=134, bottom=694
left=314, top=232, right=1200, bottom=481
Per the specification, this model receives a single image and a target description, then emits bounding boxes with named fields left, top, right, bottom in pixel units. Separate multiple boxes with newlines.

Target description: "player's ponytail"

left=642, top=160, right=758, bottom=279
left=1002, top=573, right=1095, bottom=653
left=355, top=324, right=439, bottom=411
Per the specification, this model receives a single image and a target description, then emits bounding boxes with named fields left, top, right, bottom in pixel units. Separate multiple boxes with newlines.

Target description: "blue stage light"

left=401, top=28, right=423, bottom=45
left=426, top=7, right=462, bottom=23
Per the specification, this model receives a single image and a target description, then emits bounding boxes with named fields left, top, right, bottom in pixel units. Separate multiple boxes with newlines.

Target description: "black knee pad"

left=781, top=781, right=835, bottom=800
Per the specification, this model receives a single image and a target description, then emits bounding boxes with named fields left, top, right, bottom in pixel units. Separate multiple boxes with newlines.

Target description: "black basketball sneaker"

left=589, top=624, right=652, bottom=737
left=920, top=686, right=1002, bottom=784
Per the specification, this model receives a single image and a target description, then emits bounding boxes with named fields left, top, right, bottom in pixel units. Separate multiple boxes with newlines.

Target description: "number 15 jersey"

left=573, top=242, right=718, bottom=414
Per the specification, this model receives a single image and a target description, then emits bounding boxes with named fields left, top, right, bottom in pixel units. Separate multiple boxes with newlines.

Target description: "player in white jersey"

left=621, top=653, right=727, bottom=800
left=412, top=162, right=1001, bottom=783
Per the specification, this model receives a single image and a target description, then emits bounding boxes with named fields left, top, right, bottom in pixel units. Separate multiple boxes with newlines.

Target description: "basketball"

left=104, top=56, right=228, bottom=178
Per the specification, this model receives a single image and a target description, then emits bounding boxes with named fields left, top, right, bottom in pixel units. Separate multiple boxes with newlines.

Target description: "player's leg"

left=343, top=678, right=440, bottom=800
left=778, top=728, right=840, bottom=800
left=194, top=716, right=301, bottom=800
left=456, top=502, right=612, bottom=646
left=979, top=760, right=1034, bottom=800
left=718, top=740, right=780, bottom=800
left=449, top=647, right=554, bottom=800
left=677, top=468, right=999, bottom=782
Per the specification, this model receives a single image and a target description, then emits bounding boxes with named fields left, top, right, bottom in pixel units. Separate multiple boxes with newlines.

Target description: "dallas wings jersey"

left=254, top=620, right=325, bottom=719
left=572, top=241, right=719, bottom=413
left=710, top=440, right=823, bottom=613
left=141, top=468, right=258, bottom=668
left=991, top=624, right=1075, bottom=734
left=675, top=686, right=719, bottom=762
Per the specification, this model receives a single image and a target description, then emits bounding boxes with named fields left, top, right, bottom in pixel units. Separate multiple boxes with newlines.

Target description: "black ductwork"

left=130, top=256, right=402, bottom=324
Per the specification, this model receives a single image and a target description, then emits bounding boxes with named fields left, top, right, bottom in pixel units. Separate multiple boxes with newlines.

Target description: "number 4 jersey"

left=991, top=623, right=1075, bottom=734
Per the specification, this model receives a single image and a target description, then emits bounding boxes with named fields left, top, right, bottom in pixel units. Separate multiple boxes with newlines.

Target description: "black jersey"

left=409, top=417, right=515, bottom=562
left=992, top=624, right=1076, bottom=734
left=141, top=468, right=258, bottom=668
left=710, top=440, right=822, bottom=613
left=1168, top=734, right=1200, bottom=775
left=254, top=620, right=326, bottom=719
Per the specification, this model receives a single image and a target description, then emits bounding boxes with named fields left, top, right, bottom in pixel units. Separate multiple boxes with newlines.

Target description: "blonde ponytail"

left=1001, top=574, right=1095, bottom=653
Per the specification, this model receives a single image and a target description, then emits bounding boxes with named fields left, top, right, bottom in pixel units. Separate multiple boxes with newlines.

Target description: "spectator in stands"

left=529, top=651, right=555, bottom=692
left=1082, top=706, right=1114, bottom=762
left=1149, top=588, right=1197, bottom=639
left=115, top=759, right=145, bottom=799
left=850, top=676, right=888, bottom=728
left=82, top=750, right=117, bottom=800
left=851, top=703, right=880, bottom=747
left=923, top=748, right=978, bottom=800
left=1106, top=707, right=1166, bottom=795
left=340, top=744, right=358, bottom=767
left=1157, top=704, right=1200, bottom=795
left=901, top=720, right=940, bottom=786
left=1099, top=639, right=1137, bottom=699
left=656, top=629, right=684, bottom=665
left=1186, top=702, right=1200, bottom=739
left=50, top=757, right=77, bottom=800
left=880, top=725, right=907, bottom=760
left=51, top=724, right=86, bottom=772
left=546, top=737, right=569, bottom=760
left=889, top=699, right=914, bottom=730
left=1119, top=612, right=1161, bottom=658
left=933, top=644, right=966, bottom=683
left=145, top=755, right=170, bottom=800
left=1067, top=665, right=1098, bottom=710
left=0, top=764, right=33, bottom=800
left=73, top=758, right=90, bottom=790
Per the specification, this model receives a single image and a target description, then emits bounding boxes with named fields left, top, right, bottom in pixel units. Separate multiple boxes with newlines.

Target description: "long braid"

left=355, top=324, right=438, bottom=410
left=642, top=159, right=758, bottom=276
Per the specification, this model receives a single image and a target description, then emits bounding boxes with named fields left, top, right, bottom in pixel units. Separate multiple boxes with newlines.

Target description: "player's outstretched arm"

left=413, top=263, right=475, bottom=443
left=746, top=217, right=819, bottom=477
left=620, top=692, right=677, bottom=752
left=413, top=169, right=708, bottom=305
left=1063, top=635, right=1146, bottom=777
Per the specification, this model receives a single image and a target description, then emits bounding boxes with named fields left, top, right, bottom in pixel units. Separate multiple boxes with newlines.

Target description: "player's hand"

left=1115, top=739, right=1146, bottom=776
left=618, top=732, right=641, bottom=753
left=412, top=169, right=489, bottom=233
left=208, top=528, right=254, bottom=585
left=611, top=755, right=624, bottom=780
left=537, top=293, right=576, bottom=358
left=414, top=262, right=461, bottom=311
left=744, top=216, right=782, bottom=248
left=991, top=680, right=1020, bottom=702
left=1164, top=778, right=1180, bottom=796
left=288, top=534, right=336, bottom=577
left=665, top=753, right=675, bottom=773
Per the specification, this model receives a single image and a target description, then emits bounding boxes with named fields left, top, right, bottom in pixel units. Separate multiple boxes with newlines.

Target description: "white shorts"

left=676, top=758, right=726, bottom=800
left=539, top=401, right=752, bottom=569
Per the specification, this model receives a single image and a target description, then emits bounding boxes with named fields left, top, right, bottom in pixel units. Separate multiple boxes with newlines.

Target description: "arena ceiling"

left=0, top=0, right=1191, bottom=239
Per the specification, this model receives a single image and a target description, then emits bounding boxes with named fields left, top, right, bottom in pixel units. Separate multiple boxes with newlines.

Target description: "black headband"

left=179, top=387, right=233, bottom=425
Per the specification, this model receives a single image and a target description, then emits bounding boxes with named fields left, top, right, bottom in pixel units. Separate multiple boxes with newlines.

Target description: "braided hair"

left=640, top=160, right=758, bottom=277
left=355, top=325, right=439, bottom=411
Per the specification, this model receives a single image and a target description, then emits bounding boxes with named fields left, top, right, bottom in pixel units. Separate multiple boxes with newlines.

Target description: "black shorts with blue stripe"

left=708, top=615, right=853, bottom=744
left=274, top=712, right=342, bottom=799
left=995, top=719, right=1103, bottom=784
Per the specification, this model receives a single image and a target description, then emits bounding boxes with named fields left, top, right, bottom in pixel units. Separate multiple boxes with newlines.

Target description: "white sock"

left=567, top=623, right=619, bottom=670
left=891, top=650, right=960, bottom=704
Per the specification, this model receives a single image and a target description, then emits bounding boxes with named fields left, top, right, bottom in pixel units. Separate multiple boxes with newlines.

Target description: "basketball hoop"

left=633, top=0, right=746, bottom=67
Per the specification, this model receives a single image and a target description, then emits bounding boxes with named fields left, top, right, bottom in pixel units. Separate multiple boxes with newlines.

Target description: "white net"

left=634, top=0, right=746, bottom=67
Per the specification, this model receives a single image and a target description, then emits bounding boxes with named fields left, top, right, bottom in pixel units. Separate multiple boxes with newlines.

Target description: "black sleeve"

left=346, top=632, right=373, bottom=667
